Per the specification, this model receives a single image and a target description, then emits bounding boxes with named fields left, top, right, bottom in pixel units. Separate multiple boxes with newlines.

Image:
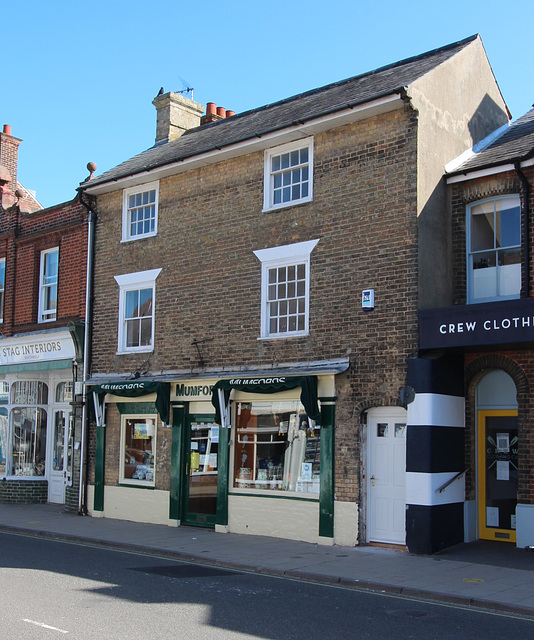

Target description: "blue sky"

left=3, top=0, right=533, bottom=208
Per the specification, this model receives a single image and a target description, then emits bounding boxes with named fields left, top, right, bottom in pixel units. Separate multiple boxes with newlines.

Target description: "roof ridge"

left=183, top=35, right=479, bottom=137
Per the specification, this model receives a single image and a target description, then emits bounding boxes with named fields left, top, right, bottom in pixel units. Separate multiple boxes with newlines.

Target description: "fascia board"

left=446, top=157, right=534, bottom=184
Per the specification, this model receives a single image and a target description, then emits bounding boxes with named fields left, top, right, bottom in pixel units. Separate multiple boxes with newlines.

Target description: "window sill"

left=118, top=482, right=155, bottom=489
left=121, top=232, right=157, bottom=243
left=257, top=332, right=309, bottom=341
left=262, top=197, right=312, bottom=214
left=116, top=347, right=154, bottom=355
left=230, top=488, right=319, bottom=500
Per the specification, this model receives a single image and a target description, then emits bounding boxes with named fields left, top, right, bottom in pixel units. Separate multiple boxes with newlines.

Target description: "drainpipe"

left=77, top=173, right=97, bottom=515
left=515, top=160, right=531, bottom=297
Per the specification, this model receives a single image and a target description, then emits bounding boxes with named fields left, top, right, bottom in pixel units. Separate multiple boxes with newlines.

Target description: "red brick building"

left=80, top=36, right=510, bottom=551
left=0, top=125, right=88, bottom=510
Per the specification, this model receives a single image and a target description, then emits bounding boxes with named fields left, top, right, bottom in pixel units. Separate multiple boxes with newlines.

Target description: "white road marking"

left=23, top=619, right=68, bottom=634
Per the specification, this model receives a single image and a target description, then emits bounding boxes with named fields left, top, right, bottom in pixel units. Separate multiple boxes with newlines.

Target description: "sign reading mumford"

left=419, top=299, right=534, bottom=349
left=0, top=331, right=75, bottom=366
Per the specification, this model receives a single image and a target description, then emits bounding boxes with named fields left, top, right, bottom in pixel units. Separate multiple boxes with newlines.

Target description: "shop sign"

left=419, top=298, right=534, bottom=349
left=0, top=331, right=75, bottom=365
left=175, top=381, right=214, bottom=400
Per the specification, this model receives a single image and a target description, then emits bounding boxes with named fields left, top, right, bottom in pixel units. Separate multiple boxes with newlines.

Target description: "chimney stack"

left=0, top=125, right=21, bottom=209
left=152, top=92, right=205, bottom=144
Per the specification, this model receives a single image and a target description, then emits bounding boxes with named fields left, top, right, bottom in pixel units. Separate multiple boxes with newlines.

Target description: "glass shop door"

left=48, top=409, right=73, bottom=504
left=182, top=415, right=220, bottom=527
left=478, top=410, right=518, bottom=543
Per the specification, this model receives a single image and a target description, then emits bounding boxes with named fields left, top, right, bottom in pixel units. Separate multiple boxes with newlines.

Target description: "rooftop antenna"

left=177, top=75, right=194, bottom=100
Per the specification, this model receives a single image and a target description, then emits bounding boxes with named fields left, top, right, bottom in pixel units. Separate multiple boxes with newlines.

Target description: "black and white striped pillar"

left=406, top=353, right=465, bottom=554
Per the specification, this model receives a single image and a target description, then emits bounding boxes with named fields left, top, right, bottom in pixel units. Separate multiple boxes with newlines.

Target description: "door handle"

left=371, top=475, right=376, bottom=486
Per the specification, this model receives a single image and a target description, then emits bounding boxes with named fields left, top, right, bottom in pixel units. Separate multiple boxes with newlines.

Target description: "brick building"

left=79, top=36, right=509, bottom=550
left=0, top=125, right=88, bottom=510
left=411, top=107, right=534, bottom=552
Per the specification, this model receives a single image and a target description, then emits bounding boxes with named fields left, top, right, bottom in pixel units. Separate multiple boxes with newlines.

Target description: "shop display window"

left=233, top=401, right=320, bottom=494
left=10, top=407, right=47, bottom=476
left=11, top=381, right=48, bottom=405
left=120, top=416, right=156, bottom=485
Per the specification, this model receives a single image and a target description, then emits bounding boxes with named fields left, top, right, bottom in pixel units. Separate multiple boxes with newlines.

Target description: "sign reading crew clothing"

left=419, top=298, right=534, bottom=350
left=90, top=381, right=171, bottom=426
left=211, top=375, right=321, bottom=428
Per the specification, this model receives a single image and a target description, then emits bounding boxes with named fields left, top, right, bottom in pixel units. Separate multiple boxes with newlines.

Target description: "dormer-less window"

left=263, top=139, right=313, bottom=212
left=254, top=239, right=319, bottom=339
left=122, top=182, right=159, bottom=242
left=467, top=196, right=521, bottom=303
left=38, top=248, right=59, bottom=323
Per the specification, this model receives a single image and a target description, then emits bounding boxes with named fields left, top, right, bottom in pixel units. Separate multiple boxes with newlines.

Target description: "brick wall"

left=0, top=197, right=87, bottom=335
left=91, top=105, right=420, bottom=503
left=0, top=480, right=47, bottom=503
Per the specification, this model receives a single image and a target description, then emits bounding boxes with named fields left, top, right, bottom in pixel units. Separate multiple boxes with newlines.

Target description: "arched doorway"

left=476, top=370, right=518, bottom=543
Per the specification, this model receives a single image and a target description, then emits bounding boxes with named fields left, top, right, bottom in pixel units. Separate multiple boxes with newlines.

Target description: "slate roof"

left=82, top=35, right=478, bottom=189
left=448, top=107, right=534, bottom=175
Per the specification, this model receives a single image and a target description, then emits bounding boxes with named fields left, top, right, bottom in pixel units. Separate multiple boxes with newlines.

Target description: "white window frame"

left=0, top=257, right=5, bottom=323
left=115, top=268, right=162, bottom=354
left=254, top=239, right=319, bottom=339
left=119, top=414, right=157, bottom=487
left=38, top=247, right=59, bottom=323
left=466, top=195, right=521, bottom=304
left=122, top=181, right=159, bottom=242
left=263, top=138, right=313, bottom=212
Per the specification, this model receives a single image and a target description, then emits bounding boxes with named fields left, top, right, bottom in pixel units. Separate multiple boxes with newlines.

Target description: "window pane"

left=11, top=381, right=48, bottom=405
left=122, top=417, right=155, bottom=483
left=377, top=423, right=388, bottom=437
left=139, top=288, right=153, bottom=316
left=281, top=153, right=290, bottom=169
left=10, top=407, right=47, bottom=476
left=126, top=318, right=140, bottom=347
left=272, top=156, right=280, bottom=172
left=499, top=203, right=521, bottom=248
left=125, top=290, right=139, bottom=319
left=55, top=382, right=73, bottom=403
left=300, top=148, right=309, bottom=163
left=471, top=210, right=495, bottom=251
left=234, top=401, right=319, bottom=493
left=140, top=317, right=152, bottom=346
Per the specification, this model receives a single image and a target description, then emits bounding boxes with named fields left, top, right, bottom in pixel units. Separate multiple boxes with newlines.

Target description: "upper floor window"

left=263, top=139, right=313, bottom=212
left=0, top=258, right=5, bottom=323
left=122, top=182, right=159, bottom=242
left=38, top=248, right=59, bottom=323
left=467, top=196, right=521, bottom=304
left=115, top=268, right=162, bottom=353
left=254, top=239, right=319, bottom=339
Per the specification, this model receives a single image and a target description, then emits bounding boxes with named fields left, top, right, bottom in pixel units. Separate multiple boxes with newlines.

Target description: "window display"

left=233, top=401, right=320, bottom=494
left=121, top=416, right=156, bottom=485
left=11, top=407, right=47, bottom=476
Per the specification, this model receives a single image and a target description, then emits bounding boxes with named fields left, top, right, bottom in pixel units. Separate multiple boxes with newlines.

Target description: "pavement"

left=1, top=503, right=534, bottom=618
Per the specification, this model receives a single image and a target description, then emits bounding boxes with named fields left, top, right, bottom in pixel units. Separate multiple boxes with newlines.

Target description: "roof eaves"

left=80, top=87, right=408, bottom=192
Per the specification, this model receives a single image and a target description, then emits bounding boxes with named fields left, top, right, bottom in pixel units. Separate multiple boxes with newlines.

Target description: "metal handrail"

left=436, top=469, right=468, bottom=494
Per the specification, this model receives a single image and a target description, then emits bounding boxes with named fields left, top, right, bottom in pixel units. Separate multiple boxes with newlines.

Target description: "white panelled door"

left=367, top=407, right=407, bottom=544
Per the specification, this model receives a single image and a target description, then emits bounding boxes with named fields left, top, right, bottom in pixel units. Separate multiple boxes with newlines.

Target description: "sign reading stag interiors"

left=0, top=331, right=75, bottom=366
left=419, top=298, right=534, bottom=349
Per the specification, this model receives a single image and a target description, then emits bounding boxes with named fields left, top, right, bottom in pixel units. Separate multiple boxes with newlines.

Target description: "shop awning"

left=212, top=375, right=321, bottom=426
left=89, top=380, right=170, bottom=425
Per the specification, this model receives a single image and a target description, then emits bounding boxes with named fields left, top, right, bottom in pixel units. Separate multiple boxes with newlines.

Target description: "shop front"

left=88, top=362, right=348, bottom=545
left=408, top=298, right=534, bottom=553
left=0, top=329, right=77, bottom=505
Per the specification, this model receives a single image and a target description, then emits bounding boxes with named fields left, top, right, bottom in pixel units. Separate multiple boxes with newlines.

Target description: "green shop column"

left=319, top=397, right=336, bottom=539
left=169, top=404, right=186, bottom=522
left=94, top=425, right=106, bottom=512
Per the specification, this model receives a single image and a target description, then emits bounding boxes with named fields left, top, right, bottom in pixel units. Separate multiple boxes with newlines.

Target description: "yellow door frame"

left=477, top=409, right=518, bottom=543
